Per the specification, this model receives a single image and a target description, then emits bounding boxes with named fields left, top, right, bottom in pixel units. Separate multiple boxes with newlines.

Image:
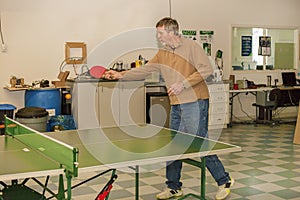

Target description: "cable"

left=236, top=95, right=255, bottom=121
left=59, top=56, right=84, bottom=78
left=59, top=59, right=67, bottom=72
left=0, top=14, right=5, bottom=44
left=287, top=90, right=296, bottom=106
left=59, top=56, right=83, bottom=71
left=72, top=63, right=79, bottom=76
left=168, top=0, right=172, bottom=17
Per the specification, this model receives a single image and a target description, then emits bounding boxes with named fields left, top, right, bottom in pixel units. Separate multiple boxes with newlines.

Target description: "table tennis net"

left=4, top=116, right=79, bottom=177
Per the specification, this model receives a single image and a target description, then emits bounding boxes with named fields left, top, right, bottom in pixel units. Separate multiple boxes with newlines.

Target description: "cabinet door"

left=119, top=81, right=145, bottom=126
left=149, top=96, right=170, bottom=128
left=98, top=82, right=119, bottom=127
left=72, top=82, right=99, bottom=130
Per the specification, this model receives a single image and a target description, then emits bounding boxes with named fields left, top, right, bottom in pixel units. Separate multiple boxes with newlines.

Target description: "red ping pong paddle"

left=89, top=66, right=107, bottom=79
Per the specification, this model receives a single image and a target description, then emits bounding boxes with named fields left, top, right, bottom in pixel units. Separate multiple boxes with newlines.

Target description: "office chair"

left=253, top=89, right=281, bottom=127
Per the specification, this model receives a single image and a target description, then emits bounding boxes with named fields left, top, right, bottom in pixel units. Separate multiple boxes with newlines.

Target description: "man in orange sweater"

left=104, top=17, right=233, bottom=200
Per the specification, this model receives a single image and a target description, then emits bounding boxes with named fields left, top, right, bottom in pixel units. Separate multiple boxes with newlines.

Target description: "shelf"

left=3, top=86, right=70, bottom=91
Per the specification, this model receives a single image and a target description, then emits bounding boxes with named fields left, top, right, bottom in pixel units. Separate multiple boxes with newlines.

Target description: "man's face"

left=156, top=26, right=172, bottom=47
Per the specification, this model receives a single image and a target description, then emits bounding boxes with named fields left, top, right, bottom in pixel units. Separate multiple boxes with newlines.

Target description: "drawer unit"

left=209, top=114, right=227, bottom=125
left=208, top=83, right=229, bottom=93
left=208, top=83, right=229, bottom=129
left=209, top=102, right=228, bottom=114
left=209, top=93, right=229, bottom=103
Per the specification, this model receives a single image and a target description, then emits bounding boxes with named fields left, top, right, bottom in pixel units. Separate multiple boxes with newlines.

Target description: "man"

left=104, top=17, right=233, bottom=200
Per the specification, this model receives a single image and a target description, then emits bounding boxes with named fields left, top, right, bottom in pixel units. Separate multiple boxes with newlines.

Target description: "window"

left=252, top=28, right=264, bottom=66
left=231, top=26, right=298, bottom=71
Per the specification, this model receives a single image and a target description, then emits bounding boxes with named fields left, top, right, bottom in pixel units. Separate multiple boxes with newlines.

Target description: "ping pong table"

left=0, top=116, right=241, bottom=200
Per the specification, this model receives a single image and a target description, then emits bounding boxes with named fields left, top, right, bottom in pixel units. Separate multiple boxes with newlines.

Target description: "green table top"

left=46, top=124, right=241, bottom=171
left=0, top=124, right=241, bottom=180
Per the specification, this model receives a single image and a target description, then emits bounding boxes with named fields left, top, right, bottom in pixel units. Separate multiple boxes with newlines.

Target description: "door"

left=149, top=95, right=170, bottom=128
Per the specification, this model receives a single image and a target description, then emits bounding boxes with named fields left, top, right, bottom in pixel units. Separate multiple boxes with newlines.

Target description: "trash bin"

left=0, top=104, right=16, bottom=135
left=15, top=107, right=49, bottom=132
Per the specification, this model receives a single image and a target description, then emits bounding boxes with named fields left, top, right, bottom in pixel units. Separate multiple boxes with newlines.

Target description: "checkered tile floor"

left=7, top=122, right=300, bottom=199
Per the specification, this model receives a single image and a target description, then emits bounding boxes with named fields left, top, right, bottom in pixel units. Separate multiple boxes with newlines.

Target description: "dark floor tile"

left=232, top=187, right=264, bottom=197
left=271, top=189, right=300, bottom=199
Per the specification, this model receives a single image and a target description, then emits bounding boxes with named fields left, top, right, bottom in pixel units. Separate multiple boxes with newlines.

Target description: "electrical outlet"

left=1, top=43, right=7, bottom=52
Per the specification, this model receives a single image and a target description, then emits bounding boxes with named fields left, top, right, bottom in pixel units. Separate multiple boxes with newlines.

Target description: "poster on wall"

left=258, top=36, right=271, bottom=56
left=199, top=30, right=214, bottom=56
left=182, top=30, right=197, bottom=41
left=241, top=36, right=252, bottom=56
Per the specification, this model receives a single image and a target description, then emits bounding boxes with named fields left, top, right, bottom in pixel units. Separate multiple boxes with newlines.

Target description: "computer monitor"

left=281, top=72, right=297, bottom=86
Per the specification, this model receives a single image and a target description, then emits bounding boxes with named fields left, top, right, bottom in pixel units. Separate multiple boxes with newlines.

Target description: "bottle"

left=243, top=77, right=247, bottom=88
left=267, top=76, right=271, bottom=87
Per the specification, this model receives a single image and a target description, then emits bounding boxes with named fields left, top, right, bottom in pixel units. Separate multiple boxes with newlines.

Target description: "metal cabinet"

left=208, top=83, right=229, bottom=129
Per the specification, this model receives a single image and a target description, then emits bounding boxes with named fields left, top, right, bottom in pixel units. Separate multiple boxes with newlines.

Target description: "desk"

left=270, top=86, right=300, bottom=107
left=251, top=86, right=300, bottom=124
left=0, top=117, right=241, bottom=200
left=229, top=87, right=273, bottom=126
left=258, top=86, right=300, bottom=124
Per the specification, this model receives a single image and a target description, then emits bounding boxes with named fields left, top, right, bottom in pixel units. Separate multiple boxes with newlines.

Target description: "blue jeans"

left=166, top=99, right=230, bottom=190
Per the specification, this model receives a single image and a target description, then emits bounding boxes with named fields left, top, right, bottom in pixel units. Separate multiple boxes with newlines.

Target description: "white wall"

left=0, top=0, right=168, bottom=108
left=171, top=0, right=300, bottom=78
left=1, top=0, right=300, bottom=116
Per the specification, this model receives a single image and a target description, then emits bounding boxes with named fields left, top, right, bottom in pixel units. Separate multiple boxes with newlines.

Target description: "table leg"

left=179, top=158, right=206, bottom=200
left=129, top=165, right=140, bottom=200
left=57, top=174, right=66, bottom=200
left=135, top=165, right=139, bottom=200
left=200, top=157, right=206, bottom=198
left=229, top=93, right=234, bottom=127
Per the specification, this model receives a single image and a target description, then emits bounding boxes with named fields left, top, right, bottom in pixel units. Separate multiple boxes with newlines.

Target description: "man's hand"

left=168, top=82, right=184, bottom=96
left=103, top=70, right=123, bottom=80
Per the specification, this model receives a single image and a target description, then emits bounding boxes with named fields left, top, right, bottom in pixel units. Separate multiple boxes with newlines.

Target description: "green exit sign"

left=182, top=30, right=197, bottom=36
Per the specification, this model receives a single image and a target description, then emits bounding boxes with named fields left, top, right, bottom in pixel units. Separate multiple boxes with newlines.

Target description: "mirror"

left=65, top=42, right=87, bottom=64
left=231, top=26, right=298, bottom=71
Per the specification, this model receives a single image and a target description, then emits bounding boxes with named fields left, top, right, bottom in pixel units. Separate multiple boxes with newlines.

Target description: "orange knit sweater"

left=123, top=37, right=213, bottom=105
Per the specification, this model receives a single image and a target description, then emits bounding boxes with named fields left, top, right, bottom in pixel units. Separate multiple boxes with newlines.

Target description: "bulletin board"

left=274, top=43, right=294, bottom=69
left=241, top=36, right=252, bottom=56
left=258, top=36, right=271, bottom=56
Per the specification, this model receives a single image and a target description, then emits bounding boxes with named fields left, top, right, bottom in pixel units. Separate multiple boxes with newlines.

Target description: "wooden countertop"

left=3, top=86, right=70, bottom=91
